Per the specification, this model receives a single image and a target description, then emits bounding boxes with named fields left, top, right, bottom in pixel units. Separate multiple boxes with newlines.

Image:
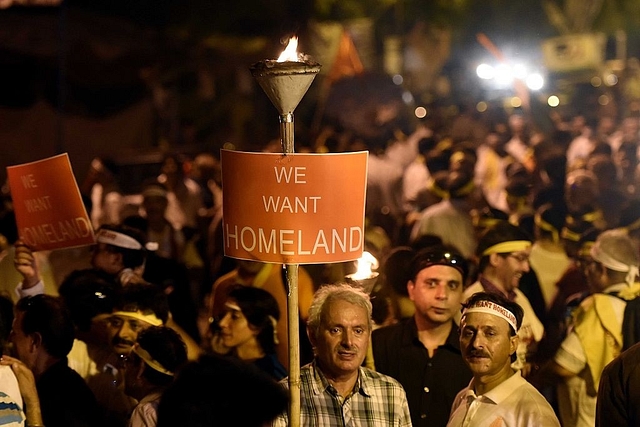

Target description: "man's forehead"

left=461, top=311, right=510, bottom=329
left=420, top=264, right=462, bottom=279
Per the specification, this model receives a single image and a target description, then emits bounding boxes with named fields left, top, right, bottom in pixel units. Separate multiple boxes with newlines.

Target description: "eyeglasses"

left=507, top=253, right=530, bottom=263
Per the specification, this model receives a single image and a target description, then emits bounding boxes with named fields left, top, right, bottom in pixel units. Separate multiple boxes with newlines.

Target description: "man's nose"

left=341, top=330, right=354, bottom=346
left=434, top=282, right=448, bottom=299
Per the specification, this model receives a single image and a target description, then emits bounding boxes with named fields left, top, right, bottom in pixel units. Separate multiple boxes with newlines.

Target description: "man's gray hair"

left=307, top=283, right=373, bottom=337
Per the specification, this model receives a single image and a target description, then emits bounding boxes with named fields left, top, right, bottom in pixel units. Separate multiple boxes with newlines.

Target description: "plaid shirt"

left=272, top=361, right=413, bottom=426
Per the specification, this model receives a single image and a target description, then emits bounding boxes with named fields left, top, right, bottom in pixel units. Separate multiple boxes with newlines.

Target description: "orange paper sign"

left=7, top=153, right=95, bottom=251
left=221, top=150, right=368, bottom=264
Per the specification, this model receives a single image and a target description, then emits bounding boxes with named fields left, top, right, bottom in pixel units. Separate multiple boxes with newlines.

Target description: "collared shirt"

left=272, top=361, right=412, bottom=427
left=372, top=317, right=472, bottom=427
left=446, top=372, right=560, bottom=427
left=129, top=391, right=162, bottom=427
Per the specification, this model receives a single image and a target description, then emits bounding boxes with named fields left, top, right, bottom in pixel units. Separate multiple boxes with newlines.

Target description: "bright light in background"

left=512, top=64, right=527, bottom=79
left=476, top=63, right=495, bottom=80
left=548, top=95, right=560, bottom=107
left=510, top=97, right=522, bottom=108
left=599, top=94, right=610, bottom=105
left=526, top=73, right=544, bottom=90
left=414, top=106, right=427, bottom=119
left=476, top=101, right=488, bottom=112
left=591, top=76, right=602, bottom=87
left=402, top=91, right=414, bottom=104
left=392, top=74, right=404, bottom=85
left=494, top=64, right=513, bottom=86
left=604, top=73, right=618, bottom=86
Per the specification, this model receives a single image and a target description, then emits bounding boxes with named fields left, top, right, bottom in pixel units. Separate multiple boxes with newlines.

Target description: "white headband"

left=462, top=300, right=518, bottom=333
left=97, top=229, right=143, bottom=250
left=591, top=244, right=640, bottom=287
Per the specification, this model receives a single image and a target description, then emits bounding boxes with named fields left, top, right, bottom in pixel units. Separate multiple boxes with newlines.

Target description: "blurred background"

left=1, top=0, right=639, bottom=188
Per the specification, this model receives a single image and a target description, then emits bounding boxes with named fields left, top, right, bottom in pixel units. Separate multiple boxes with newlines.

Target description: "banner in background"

left=7, top=153, right=95, bottom=251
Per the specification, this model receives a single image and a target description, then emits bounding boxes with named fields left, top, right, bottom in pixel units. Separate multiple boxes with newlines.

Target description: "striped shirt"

left=272, top=361, right=412, bottom=426
left=0, top=391, right=24, bottom=427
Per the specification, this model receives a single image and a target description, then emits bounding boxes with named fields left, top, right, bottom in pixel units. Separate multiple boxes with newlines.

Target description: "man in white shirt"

left=447, top=291, right=560, bottom=426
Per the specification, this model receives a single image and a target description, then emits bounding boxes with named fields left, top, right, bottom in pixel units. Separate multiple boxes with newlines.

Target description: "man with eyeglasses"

left=460, top=221, right=544, bottom=377
left=372, top=244, right=472, bottom=427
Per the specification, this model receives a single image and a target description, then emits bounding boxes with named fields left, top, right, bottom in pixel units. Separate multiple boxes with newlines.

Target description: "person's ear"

left=407, top=280, right=416, bottom=301
left=509, top=334, right=519, bottom=357
left=489, top=253, right=502, bottom=268
left=30, top=332, right=43, bottom=353
left=136, top=363, right=146, bottom=380
left=307, top=326, right=317, bottom=349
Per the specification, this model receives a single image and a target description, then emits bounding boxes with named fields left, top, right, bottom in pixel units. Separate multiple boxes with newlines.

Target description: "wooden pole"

left=280, top=112, right=301, bottom=427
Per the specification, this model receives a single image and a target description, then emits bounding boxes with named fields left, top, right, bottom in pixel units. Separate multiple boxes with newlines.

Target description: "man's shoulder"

left=372, top=318, right=411, bottom=341
left=462, top=281, right=483, bottom=301
left=360, top=366, right=405, bottom=390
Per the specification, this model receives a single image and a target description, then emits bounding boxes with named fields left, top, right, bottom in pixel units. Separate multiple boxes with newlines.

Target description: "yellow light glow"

left=277, top=37, right=299, bottom=62
left=548, top=95, right=560, bottom=107
left=351, top=251, right=379, bottom=280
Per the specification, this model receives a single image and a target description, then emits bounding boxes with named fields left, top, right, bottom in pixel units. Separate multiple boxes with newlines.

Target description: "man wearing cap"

left=447, top=291, right=560, bottom=426
left=460, top=221, right=544, bottom=375
left=543, top=229, right=640, bottom=427
left=372, top=244, right=472, bottom=427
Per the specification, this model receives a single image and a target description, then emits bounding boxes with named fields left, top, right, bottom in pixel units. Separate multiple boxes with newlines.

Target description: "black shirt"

left=372, top=317, right=472, bottom=427
left=37, top=358, right=108, bottom=427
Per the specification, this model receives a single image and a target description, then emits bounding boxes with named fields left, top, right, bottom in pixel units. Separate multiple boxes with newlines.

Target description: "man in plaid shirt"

left=273, top=283, right=412, bottom=426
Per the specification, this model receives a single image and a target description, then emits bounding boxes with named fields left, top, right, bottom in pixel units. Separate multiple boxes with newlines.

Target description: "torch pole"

left=281, top=112, right=301, bottom=427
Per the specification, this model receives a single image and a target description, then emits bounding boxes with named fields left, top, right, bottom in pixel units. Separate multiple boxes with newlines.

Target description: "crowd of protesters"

left=0, top=98, right=640, bottom=426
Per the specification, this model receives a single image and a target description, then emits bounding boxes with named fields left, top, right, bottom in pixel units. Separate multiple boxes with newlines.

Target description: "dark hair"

left=157, top=354, right=288, bottom=427
left=97, top=223, right=147, bottom=270
left=409, top=244, right=468, bottom=284
left=380, top=246, right=414, bottom=296
left=534, top=203, right=565, bottom=242
left=226, top=285, right=280, bottom=355
left=0, top=294, right=13, bottom=354
left=462, top=291, right=524, bottom=335
left=136, top=326, right=187, bottom=386
left=16, top=294, right=75, bottom=358
left=114, top=283, right=170, bottom=324
left=476, top=222, right=532, bottom=272
left=58, top=268, right=118, bottom=332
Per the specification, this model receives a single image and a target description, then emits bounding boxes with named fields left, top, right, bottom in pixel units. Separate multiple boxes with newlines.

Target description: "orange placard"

left=7, top=153, right=95, bottom=251
left=221, top=150, right=368, bottom=264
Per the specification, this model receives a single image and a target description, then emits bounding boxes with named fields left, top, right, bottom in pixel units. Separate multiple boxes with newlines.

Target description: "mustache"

left=112, top=336, right=135, bottom=347
left=466, top=349, right=490, bottom=358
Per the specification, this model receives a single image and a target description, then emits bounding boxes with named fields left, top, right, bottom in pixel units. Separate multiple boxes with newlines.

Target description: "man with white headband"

left=543, top=229, right=640, bottom=427
left=459, top=221, right=544, bottom=375
left=447, top=291, right=560, bottom=426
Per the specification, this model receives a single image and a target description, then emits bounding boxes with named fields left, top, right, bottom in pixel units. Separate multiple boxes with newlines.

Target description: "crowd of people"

left=0, top=104, right=640, bottom=426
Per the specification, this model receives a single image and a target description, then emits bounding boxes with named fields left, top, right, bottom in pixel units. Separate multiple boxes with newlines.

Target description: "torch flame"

left=277, top=37, right=299, bottom=62
left=351, top=251, right=379, bottom=280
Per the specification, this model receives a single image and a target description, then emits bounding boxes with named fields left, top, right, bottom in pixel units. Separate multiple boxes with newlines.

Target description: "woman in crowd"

left=212, top=284, right=286, bottom=380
